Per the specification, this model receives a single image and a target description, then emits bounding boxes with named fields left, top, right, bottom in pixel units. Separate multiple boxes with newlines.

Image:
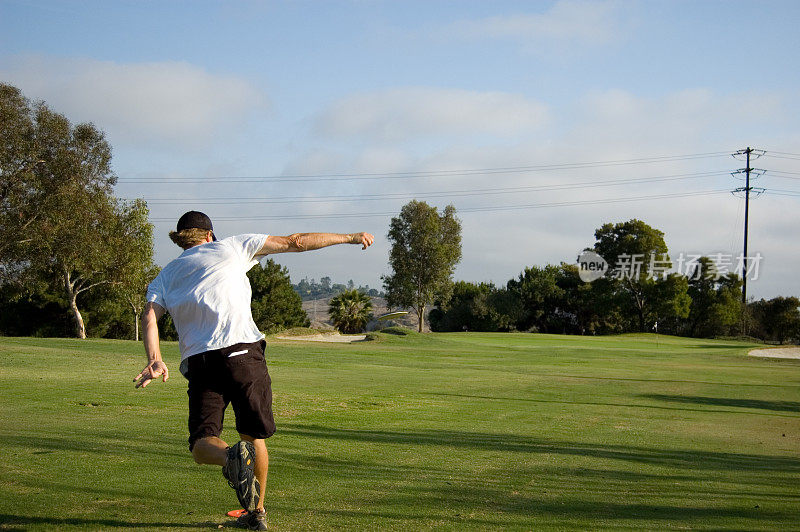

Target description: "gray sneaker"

left=222, top=441, right=260, bottom=512
left=237, top=509, right=268, bottom=530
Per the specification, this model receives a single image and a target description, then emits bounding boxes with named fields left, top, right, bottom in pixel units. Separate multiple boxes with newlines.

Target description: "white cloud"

left=570, top=88, right=786, bottom=156
left=281, top=146, right=411, bottom=178
left=0, top=55, right=266, bottom=148
left=445, top=0, right=629, bottom=52
left=314, top=87, right=549, bottom=142
left=281, top=86, right=798, bottom=298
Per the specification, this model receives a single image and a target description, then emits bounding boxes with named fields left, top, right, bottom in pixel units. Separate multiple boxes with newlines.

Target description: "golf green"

left=0, top=332, right=798, bottom=530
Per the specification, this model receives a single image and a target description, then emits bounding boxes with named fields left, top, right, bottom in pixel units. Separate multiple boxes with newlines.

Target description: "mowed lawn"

left=0, top=332, right=798, bottom=531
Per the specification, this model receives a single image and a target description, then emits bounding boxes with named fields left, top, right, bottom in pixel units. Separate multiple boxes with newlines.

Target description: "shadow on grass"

left=278, top=452, right=800, bottom=502
left=641, top=394, right=800, bottom=413
left=471, top=372, right=800, bottom=388
left=302, top=468, right=787, bottom=525
left=276, top=433, right=798, bottom=526
left=686, top=344, right=754, bottom=349
left=0, top=514, right=220, bottom=529
left=316, top=498, right=767, bottom=524
left=281, top=424, right=800, bottom=472
left=423, top=392, right=800, bottom=418
left=0, top=434, right=186, bottom=459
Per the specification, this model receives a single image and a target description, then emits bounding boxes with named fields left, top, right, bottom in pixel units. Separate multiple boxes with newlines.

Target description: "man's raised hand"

left=134, top=360, right=169, bottom=388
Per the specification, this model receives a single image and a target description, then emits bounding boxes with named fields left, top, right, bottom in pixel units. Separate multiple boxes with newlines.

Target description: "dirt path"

left=748, top=347, right=800, bottom=359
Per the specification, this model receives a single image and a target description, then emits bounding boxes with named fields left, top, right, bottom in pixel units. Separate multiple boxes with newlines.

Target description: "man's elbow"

left=140, top=304, right=161, bottom=327
left=287, top=233, right=305, bottom=252
left=140, top=310, right=153, bottom=329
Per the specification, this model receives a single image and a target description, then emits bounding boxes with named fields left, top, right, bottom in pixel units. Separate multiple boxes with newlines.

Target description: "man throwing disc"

left=135, top=211, right=374, bottom=530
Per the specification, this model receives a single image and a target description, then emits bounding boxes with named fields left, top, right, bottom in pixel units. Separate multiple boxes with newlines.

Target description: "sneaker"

left=237, top=509, right=268, bottom=530
left=222, top=441, right=260, bottom=512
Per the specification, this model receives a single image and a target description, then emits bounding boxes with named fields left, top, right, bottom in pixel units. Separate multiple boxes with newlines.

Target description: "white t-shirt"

left=146, top=233, right=269, bottom=376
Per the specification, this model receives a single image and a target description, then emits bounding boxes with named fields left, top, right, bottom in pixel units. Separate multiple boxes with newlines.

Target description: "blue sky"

left=2, top=0, right=799, bottom=298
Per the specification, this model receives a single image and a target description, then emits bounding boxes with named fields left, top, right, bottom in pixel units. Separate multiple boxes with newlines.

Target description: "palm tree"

left=328, top=289, right=373, bottom=333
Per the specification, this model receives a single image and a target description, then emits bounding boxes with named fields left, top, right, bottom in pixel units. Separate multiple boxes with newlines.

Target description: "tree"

left=486, top=287, right=525, bottom=332
left=430, top=281, right=492, bottom=332
left=117, top=263, right=160, bottom=341
left=750, top=297, right=800, bottom=344
left=44, top=196, right=153, bottom=339
left=1, top=84, right=154, bottom=338
left=550, top=263, right=606, bottom=335
left=0, top=280, right=72, bottom=336
left=248, top=259, right=310, bottom=333
left=507, top=265, right=565, bottom=332
left=429, top=281, right=522, bottom=332
left=383, top=200, right=462, bottom=332
left=0, top=83, right=42, bottom=271
left=644, top=273, right=691, bottom=334
left=328, top=289, right=373, bottom=333
left=685, top=257, right=742, bottom=337
left=2, top=85, right=116, bottom=265
left=62, top=199, right=157, bottom=341
left=593, top=219, right=689, bottom=332
left=0, top=259, right=154, bottom=340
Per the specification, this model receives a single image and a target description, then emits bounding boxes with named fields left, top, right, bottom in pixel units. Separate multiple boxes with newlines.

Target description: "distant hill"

left=292, top=276, right=384, bottom=301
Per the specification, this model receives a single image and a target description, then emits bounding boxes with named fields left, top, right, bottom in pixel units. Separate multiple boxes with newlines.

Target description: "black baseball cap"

left=176, top=211, right=217, bottom=241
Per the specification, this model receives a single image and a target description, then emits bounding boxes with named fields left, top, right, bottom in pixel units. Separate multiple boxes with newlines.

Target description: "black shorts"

left=186, top=340, right=276, bottom=450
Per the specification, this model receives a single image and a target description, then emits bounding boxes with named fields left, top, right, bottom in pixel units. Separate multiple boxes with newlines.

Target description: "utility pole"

left=742, top=147, right=752, bottom=305
left=731, top=147, right=765, bottom=305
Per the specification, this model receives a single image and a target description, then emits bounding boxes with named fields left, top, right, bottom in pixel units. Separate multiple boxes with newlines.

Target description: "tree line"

left=2, top=84, right=797, bottom=343
left=380, top=201, right=799, bottom=343
left=424, top=219, right=799, bottom=343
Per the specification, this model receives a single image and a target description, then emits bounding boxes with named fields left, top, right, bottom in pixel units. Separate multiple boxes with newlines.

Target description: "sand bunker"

left=275, top=333, right=366, bottom=343
left=748, top=347, right=800, bottom=359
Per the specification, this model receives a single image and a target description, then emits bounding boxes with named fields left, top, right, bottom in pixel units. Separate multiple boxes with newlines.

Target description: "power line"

left=452, top=190, right=729, bottom=213
left=148, top=188, right=731, bottom=222
left=768, top=170, right=800, bottom=179
left=767, top=189, right=800, bottom=197
left=767, top=150, right=800, bottom=157
left=119, top=151, right=731, bottom=184
left=764, top=153, right=800, bottom=161
left=135, top=171, right=726, bottom=205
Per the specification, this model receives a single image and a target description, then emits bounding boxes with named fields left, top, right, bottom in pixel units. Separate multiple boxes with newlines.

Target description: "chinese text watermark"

left=577, top=252, right=763, bottom=282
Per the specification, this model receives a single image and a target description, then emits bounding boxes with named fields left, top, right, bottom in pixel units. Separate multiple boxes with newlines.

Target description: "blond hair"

left=169, top=228, right=212, bottom=250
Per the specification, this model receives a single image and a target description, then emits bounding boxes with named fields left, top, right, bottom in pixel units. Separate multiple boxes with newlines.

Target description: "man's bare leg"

left=240, top=434, right=268, bottom=512
left=192, top=436, right=228, bottom=466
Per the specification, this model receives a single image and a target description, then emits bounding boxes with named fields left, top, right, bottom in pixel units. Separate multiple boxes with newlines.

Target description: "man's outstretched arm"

left=135, top=302, right=169, bottom=388
left=256, top=232, right=374, bottom=256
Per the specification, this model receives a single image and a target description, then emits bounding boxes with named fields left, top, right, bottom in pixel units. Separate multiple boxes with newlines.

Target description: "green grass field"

left=0, top=332, right=798, bottom=531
